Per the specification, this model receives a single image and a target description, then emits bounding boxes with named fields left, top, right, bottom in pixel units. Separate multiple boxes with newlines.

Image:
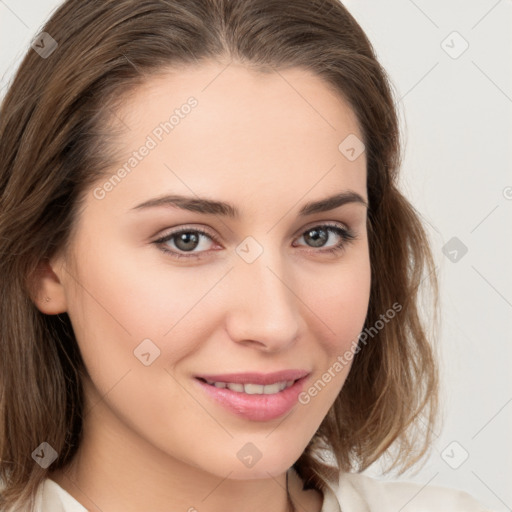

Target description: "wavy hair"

left=0, top=0, right=439, bottom=509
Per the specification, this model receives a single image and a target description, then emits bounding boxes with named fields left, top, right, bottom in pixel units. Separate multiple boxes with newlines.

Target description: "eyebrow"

left=130, top=191, right=368, bottom=217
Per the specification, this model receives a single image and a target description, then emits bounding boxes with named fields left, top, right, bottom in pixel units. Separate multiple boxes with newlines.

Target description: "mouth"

left=196, top=377, right=300, bottom=395
left=194, top=372, right=310, bottom=422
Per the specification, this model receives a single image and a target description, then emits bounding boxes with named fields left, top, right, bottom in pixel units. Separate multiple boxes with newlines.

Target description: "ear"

left=28, top=255, right=68, bottom=315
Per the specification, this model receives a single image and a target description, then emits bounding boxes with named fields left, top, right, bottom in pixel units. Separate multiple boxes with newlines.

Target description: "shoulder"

left=33, top=478, right=88, bottom=512
left=329, top=471, right=494, bottom=512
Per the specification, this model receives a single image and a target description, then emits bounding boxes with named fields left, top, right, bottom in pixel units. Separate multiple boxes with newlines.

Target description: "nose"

left=223, top=250, right=301, bottom=352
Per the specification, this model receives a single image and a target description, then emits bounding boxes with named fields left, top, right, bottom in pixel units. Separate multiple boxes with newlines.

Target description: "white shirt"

left=34, top=467, right=493, bottom=511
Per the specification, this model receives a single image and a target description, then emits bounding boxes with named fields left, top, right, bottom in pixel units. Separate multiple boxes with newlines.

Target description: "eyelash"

left=153, top=223, right=357, bottom=261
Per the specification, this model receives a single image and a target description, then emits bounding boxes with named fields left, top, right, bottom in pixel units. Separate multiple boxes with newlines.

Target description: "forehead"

left=93, top=61, right=367, bottom=210
left=118, top=61, right=362, bottom=139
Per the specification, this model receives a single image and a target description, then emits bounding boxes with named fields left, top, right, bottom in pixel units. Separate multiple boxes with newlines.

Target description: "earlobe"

left=28, top=257, right=68, bottom=315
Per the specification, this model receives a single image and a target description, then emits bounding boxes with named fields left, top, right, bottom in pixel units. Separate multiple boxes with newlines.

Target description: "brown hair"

left=0, top=0, right=439, bottom=509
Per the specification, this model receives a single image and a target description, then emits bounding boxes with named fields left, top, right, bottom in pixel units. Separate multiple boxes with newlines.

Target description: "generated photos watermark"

left=298, top=301, right=402, bottom=405
left=93, top=96, right=198, bottom=200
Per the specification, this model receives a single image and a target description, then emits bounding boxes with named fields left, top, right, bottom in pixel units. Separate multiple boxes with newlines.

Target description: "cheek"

left=63, top=250, right=229, bottom=459
left=302, top=251, right=371, bottom=355
left=63, top=242, right=227, bottom=392
left=300, top=272, right=370, bottom=395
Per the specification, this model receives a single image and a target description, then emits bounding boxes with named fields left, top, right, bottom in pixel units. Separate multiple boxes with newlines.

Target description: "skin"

left=33, top=60, right=371, bottom=512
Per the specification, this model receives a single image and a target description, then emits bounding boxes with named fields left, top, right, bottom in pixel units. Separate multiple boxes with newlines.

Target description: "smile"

left=200, top=378, right=296, bottom=394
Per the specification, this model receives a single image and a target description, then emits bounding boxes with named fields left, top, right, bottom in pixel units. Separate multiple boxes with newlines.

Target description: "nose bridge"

left=225, top=242, right=300, bottom=349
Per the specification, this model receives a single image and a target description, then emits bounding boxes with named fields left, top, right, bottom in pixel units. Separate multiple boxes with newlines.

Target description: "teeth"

left=227, top=382, right=244, bottom=392
left=204, top=379, right=295, bottom=394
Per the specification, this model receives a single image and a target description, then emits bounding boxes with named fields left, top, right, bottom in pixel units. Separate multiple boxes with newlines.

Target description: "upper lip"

left=196, top=370, right=309, bottom=385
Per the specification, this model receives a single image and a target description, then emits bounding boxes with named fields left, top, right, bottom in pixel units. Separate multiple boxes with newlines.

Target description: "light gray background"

left=1, top=1, right=511, bottom=510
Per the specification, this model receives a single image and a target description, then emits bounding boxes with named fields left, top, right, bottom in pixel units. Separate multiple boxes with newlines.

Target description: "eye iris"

left=305, top=228, right=328, bottom=247
left=175, top=232, right=200, bottom=251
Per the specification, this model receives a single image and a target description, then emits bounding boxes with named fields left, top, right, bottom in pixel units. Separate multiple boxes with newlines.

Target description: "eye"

left=293, top=223, right=357, bottom=255
left=153, top=223, right=357, bottom=260
left=154, top=227, right=218, bottom=260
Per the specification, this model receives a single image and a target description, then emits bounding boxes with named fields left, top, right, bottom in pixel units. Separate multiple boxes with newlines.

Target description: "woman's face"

left=48, top=61, right=371, bottom=481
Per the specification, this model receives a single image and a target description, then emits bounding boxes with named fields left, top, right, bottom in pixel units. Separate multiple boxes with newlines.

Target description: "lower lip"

left=195, top=376, right=308, bottom=422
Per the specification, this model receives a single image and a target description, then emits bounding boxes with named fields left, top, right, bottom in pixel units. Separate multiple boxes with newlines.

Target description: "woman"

left=0, top=0, right=492, bottom=511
